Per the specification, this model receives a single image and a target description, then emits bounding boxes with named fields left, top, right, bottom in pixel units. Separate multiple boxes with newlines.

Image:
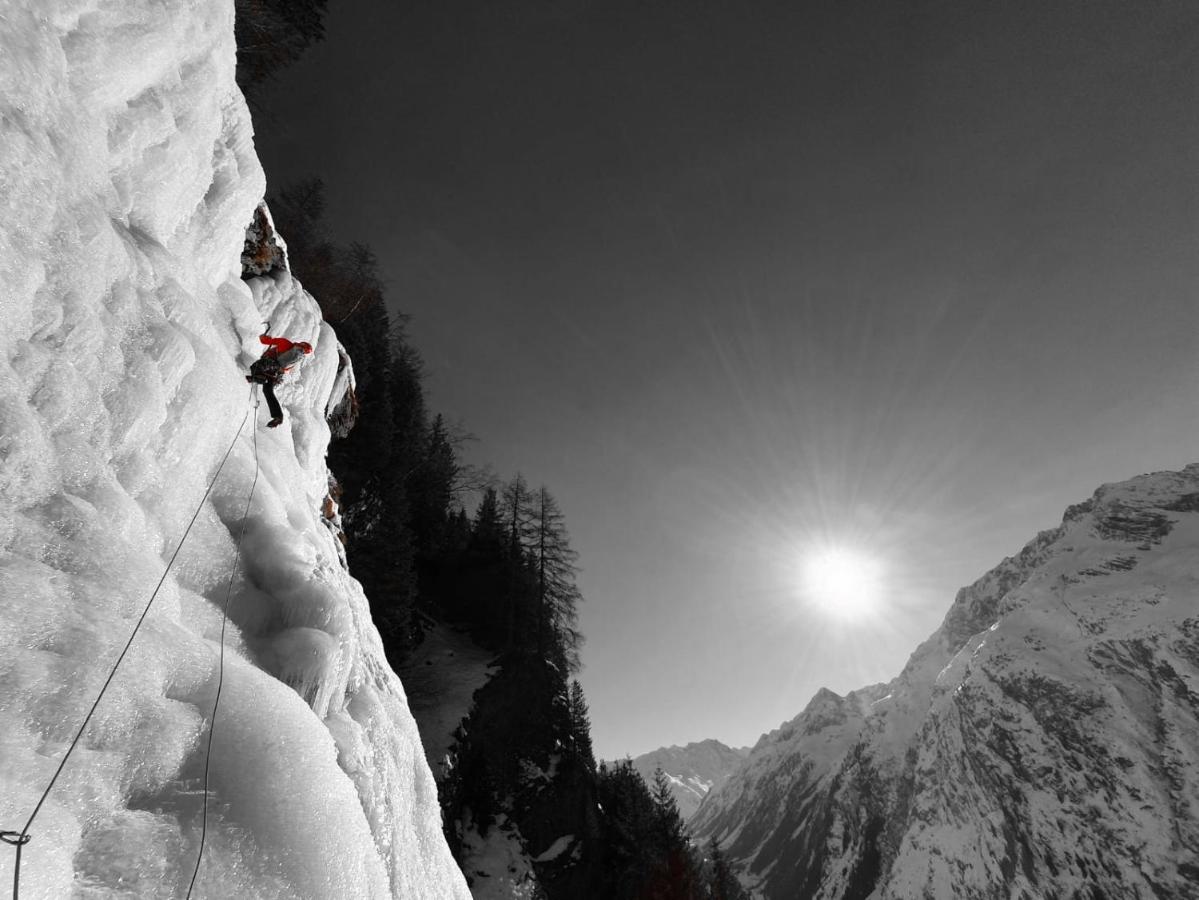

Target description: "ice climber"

left=246, top=326, right=313, bottom=428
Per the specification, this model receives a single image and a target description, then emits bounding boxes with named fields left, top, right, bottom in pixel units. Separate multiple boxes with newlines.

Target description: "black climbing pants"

left=261, top=381, right=283, bottom=421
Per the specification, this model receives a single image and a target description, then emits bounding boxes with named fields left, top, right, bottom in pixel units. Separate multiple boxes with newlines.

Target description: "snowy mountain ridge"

left=692, top=467, right=1199, bottom=899
left=625, top=739, right=751, bottom=821
left=1, top=2, right=468, bottom=897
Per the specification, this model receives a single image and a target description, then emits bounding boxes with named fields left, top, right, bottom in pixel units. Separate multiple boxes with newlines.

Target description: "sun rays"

left=798, top=543, right=885, bottom=624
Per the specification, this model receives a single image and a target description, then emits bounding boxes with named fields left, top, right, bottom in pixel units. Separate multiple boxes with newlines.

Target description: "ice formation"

left=0, top=2, right=469, bottom=897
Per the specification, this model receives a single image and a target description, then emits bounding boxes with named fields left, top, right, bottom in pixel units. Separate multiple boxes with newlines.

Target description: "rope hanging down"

left=185, top=389, right=261, bottom=899
left=3, top=387, right=255, bottom=900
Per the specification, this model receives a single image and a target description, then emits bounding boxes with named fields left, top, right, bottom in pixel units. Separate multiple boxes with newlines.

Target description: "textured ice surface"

left=0, top=2, right=468, bottom=897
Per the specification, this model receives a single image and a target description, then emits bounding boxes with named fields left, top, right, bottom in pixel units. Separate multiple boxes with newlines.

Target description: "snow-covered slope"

left=627, top=740, right=750, bottom=821
left=398, top=622, right=499, bottom=779
left=692, top=467, right=1199, bottom=899
left=0, top=2, right=469, bottom=897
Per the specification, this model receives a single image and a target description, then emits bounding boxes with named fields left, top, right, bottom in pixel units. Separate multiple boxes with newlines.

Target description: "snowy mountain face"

left=692, top=468, right=1199, bottom=899
left=627, top=740, right=750, bottom=821
left=0, top=3, right=468, bottom=897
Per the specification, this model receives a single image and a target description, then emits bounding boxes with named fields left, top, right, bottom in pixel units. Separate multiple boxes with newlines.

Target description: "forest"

left=235, top=1, right=748, bottom=897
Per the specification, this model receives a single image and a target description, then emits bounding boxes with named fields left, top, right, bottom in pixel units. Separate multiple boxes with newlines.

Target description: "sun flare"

left=799, top=545, right=884, bottom=623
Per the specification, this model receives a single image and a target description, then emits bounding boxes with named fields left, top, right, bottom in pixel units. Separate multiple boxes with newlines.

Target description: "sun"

left=799, top=545, right=884, bottom=623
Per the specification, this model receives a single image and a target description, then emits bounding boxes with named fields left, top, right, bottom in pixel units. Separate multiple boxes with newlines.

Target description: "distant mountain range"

left=691, top=466, right=1199, bottom=899
left=620, top=739, right=751, bottom=821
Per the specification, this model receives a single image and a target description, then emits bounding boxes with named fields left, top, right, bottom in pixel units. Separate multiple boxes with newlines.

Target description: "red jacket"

left=260, top=334, right=312, bottom=370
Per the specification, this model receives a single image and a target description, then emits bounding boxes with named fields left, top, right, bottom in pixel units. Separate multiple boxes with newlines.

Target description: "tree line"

left=266, top=176, right=751, bottom=900
left=235, top=5, right=751, bottom=895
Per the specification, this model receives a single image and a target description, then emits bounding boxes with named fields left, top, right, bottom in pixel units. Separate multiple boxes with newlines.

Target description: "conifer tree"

left=649, top=767, right=704, bottom=900
left=410, top=413, right=457, bottom=556
left=501, top=474, right=534, bottom=553
left=472, top=487, right=503, bottom=551
left=705, top=839, right=748, bottom=900
left=499, top=474, right=536, bottom=649
left=597, top=760, right=661, bottom=898
left=234, top=0, right=329, bottom=92
left=530, top=486, right=583, bottom=671
left=567, top=680, right=596, bottom=771
left=444, top=507, right=471, bottom=556
left=651, top=767, right=686, bottom=848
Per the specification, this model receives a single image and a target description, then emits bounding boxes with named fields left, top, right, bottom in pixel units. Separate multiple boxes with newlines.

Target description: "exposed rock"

left=692, top=466, right=1199, bottom=899
left=240, top=202, right=288, bottom=277
left=325, top=340, right=359, bottom=438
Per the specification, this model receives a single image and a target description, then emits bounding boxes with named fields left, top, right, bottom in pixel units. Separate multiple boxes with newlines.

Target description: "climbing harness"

left=3, top=386, right=259, bottom=900
left=249, top=354, right=283, bottom=384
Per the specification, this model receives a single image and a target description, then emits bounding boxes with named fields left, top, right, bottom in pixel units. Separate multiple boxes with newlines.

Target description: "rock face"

left=627, top=740, right=751, bottom=821
left=692, top=468, right=1199, bottom=899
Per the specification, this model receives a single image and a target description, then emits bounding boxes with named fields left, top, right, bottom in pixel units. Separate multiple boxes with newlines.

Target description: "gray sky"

left=256, top=0, right=1199, bottom=759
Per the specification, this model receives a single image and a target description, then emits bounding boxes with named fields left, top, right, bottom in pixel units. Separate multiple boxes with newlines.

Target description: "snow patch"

left=398, top=621, right=499, bottom=778
left=459, top=812, right=542, bottom=900
left=532, top=834, right=576, bottom=863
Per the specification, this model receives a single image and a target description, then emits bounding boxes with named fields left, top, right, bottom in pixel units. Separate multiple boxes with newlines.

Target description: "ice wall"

left=0, top=2, right=470, bottom=897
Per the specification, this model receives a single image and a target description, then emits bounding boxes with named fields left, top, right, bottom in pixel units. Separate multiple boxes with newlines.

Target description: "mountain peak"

left=624, top=740, right=751, bottom=821
left=692, top=465, right=1199, bottom=899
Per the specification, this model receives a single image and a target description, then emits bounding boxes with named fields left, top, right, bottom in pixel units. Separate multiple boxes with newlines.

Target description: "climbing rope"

left=3, top=386, right=255, bottom=900
left=185, top=388, right=260, bottom=899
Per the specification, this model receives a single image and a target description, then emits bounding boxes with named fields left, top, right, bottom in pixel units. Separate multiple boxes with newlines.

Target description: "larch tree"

left=499, top=474, right=536, bottom=650
left=530, top=486, right=584, bottom=672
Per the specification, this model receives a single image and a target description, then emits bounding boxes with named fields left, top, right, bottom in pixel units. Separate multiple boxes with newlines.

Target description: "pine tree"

left=648, top=767, right=704, bottom=900
left=410, top=413, right=457, bottom=556
left=472, top=487, right=503, bottom=551
left=651, top=767, right=685, bottom=848
left=567, top=680, right=596, bottom=771
left=597, top=760, right=661, bottom=898
left=705, top=838, right=748, bottom=900
left=444, top=507, right=471, bottom=556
